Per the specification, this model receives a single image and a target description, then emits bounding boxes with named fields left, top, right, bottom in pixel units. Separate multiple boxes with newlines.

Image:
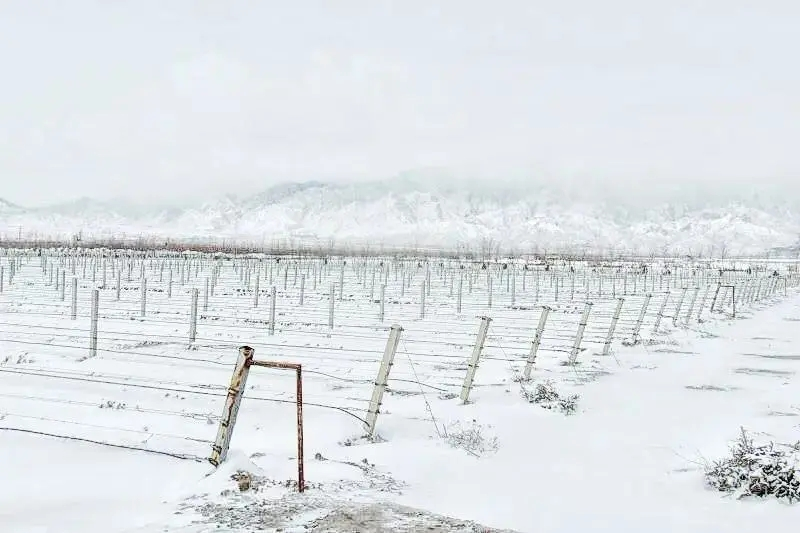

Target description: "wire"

left=400, top=338, right=443, bottom=437
left=0, top=427, right=205, bottom=462
left=0, top=366, right=370, bottom=424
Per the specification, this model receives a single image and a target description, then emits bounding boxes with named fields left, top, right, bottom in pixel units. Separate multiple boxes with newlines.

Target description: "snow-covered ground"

left=1, top=251, right=799, bottom=532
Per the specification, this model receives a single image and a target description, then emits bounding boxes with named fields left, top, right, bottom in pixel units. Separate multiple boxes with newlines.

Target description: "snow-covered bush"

left=520, top=380, right=579, bottom=415
left=705, top=428, right=800, bottom=502
left=443, top=419, right=498, bottom=457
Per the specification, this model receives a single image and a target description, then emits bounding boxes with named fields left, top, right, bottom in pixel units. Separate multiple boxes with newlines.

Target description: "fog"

left=1, top=1, right=798, bottom=207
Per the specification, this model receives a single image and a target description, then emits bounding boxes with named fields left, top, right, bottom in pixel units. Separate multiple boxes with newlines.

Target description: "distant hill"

left=2, top=175, right=799, bottom=256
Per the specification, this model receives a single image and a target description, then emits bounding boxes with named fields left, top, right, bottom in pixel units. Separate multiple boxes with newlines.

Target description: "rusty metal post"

left=523, top=306, right=550, bottom=380
left=209, top=346, right=254, bottom=466
left=247, top=358, right=305, bottom=492
left=365, top=325, right=403, bottom=437
left=296, top=365, right=305, bottom=492
left=460, top=316, right=492, bottom=403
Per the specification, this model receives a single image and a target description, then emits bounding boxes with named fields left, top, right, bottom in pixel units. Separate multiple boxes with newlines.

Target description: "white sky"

left=1, top=0, right=798, bottom=206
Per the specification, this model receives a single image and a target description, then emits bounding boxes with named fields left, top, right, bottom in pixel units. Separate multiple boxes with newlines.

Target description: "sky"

left=0, top=0, right=798, bottom=207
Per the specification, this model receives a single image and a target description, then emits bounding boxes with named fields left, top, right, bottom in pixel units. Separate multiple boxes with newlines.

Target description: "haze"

left=1, top=0, right=798, bottom=207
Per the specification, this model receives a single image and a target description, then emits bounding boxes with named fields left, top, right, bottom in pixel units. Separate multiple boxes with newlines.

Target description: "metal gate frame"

left=209, top=346, right=305, bottom=492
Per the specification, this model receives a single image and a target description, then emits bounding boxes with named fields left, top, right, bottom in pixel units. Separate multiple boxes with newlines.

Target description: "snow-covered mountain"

left=0, top=198, right=25, bottom=215
left=2, top=175, right=799, bottom=256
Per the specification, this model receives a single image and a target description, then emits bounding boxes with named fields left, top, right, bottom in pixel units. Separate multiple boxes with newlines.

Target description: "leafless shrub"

left=705, top=428, right=800, bottom=502
left=520, top=380, right=579, bottom=415
left=442, top=419, right=498, bottom=457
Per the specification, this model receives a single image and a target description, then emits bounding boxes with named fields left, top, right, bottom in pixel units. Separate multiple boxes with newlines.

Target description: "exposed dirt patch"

left=180, top=492, right=520, bottom=532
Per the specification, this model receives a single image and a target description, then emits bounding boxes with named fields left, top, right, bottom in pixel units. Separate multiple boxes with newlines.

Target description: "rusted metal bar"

left=238, top=358, right=304, bottom=492
left=296, top=366, right=305, bottom=493
left=249, top=360, right=300, bottom=371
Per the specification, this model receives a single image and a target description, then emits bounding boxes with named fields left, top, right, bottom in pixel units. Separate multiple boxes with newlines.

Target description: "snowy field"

left=1, top=249, right=799, bottom=532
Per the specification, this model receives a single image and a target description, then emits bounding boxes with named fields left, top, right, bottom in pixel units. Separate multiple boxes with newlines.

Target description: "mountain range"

left=2, top=174, right=799, bottom=256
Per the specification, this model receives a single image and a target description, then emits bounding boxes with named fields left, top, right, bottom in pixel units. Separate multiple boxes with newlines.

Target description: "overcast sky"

left=1, top=0, right=798, bottom=206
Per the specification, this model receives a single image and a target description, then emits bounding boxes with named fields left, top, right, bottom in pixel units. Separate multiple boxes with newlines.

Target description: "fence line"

left=1, top=248, right=798, bottom=459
